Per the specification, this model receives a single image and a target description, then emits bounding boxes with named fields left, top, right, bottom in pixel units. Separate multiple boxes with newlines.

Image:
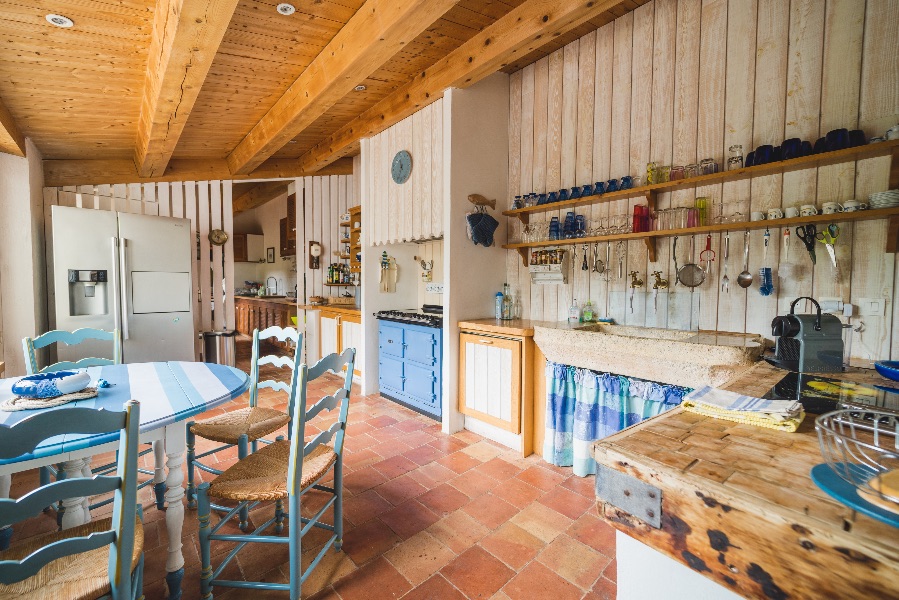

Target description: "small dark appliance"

left=770, top=296, right=844, bottom=373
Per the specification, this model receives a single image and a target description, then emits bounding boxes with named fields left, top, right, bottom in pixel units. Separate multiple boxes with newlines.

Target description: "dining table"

left=0, top=361, right=250, bottom=600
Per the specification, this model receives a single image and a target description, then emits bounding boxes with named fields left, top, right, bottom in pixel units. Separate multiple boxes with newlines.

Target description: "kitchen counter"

left=298, top=304, right=360, bottom=316
left=457, top=318, right=578, bottom=337
left=592, top=360, right=899, bottom=599
left=234, top=296, right=297, bottom=307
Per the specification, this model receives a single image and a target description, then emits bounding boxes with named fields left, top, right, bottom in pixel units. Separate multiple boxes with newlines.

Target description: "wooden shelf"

left=339, top=254, right=351, bottom=259
left=325, top=282, right=353, bottom=286
left=502, top=207, right=899, bottom=266
left=503, top=139, right=899, bottom=223
left=351, top=227, right=362, bottom=233
left=340, top=221, right=352, bottom=227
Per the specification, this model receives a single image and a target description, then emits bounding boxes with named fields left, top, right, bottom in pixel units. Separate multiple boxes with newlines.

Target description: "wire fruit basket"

left=813, top=409, right=899, bottom=527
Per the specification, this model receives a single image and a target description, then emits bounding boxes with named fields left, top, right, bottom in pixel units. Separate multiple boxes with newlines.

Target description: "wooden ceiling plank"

left=43, top=156, right=354, bottom=187
left=232, top=180, right=289, bottom=212
left=134, top=0, right=241, bottom=177
left=225, top=0, right=461, bottom=175
left=0, top=94, right=25, bottom=156
left=298, top=0, right=642, bottom=171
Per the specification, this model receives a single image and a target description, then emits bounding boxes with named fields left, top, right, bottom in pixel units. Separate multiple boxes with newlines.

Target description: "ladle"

left=737, top=230, right=753, bottom=289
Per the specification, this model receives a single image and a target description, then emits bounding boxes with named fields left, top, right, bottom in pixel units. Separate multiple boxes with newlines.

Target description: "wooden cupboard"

left=235, top=298, right=297, bottom=349
left=458, top=323, right=537, bottom=456
left=319, top=309, right=362, bottom=376
left=233, top=233, right=264, bottom=262
left=279, top=217, right=295, bottom=257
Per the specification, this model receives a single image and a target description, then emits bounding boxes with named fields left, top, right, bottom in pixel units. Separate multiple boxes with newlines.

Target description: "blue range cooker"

left=375, top=305, right=443, bottom=420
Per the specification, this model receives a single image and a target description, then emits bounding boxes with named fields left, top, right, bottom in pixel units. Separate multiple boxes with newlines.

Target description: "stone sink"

left=533, top=324, right=765, bottom=388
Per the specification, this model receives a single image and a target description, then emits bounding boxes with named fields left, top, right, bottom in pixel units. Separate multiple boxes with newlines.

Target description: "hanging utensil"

left=759, top=228, right=774, bottom=296
left=721, top=232, right=730, bottom=293
left=617, top=241, right=625, bottom=279
left=592, top=243, right=603, bottom=273
left=737, top=230, right=753, bottom=288
left=676, top=236, right=706, bottom=288
left=699, top=234, right=716, bottom=273
left=673, top=237, right=679, bottom=286
left=815, top=223, right=839, bottom=270
left=582, top=243, right=589, bottom=271
left=604, top=242, right=612, bottom=281
left=783, top=228, right=791, bottom=256
left=796, top=224, right=817, bottom=265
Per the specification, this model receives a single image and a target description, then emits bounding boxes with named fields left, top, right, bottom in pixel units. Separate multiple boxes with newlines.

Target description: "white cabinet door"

left=340, top=318, right=363, bottom=376
left=459, top=333, right=521, bottom=433
left=320, top=314, right=339, bottom=360
left=247, top=234, right=265, bottom=262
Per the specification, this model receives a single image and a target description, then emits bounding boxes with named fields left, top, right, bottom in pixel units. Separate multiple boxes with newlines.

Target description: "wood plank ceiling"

left=0, top=0, right=644, bottom=186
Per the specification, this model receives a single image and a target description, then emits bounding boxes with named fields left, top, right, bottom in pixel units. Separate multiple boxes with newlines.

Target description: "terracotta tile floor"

left=5, top=340, right=617, bottom=599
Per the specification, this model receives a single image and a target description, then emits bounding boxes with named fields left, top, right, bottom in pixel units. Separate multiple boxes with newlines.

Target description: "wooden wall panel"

left=505, top=0, right=899, bottom=360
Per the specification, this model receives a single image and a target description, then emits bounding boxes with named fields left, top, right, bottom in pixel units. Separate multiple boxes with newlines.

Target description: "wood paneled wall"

left=44, top=181, right=234, bottom=359
left=364, top=99, right=444, bottom=245
left=506, top=0, right=899, bottom=361
left=294, top=175, right=357, bottom=300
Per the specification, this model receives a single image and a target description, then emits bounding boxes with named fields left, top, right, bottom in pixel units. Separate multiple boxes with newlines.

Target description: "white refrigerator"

left=51, top=205, right=196, bottom=363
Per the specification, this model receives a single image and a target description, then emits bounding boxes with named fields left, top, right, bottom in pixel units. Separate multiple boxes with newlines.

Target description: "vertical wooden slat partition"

left=43, top=180, right=236, bottom=360
left=364, top=99, right=445, bottom=246
left=505, top=0, right=899, bottom=360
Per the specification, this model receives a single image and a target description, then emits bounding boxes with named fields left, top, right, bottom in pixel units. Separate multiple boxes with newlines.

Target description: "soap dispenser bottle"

left=495, top=291, right=504, bottom=320
left=568, top=298, right=580, bottom=323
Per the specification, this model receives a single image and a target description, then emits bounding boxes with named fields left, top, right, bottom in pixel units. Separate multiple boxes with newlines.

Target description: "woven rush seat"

left=207, top=440, right=336, bottom=502
left=190, top=406, right=290, bottom=445
left=0, top=516, right=143, bottom=600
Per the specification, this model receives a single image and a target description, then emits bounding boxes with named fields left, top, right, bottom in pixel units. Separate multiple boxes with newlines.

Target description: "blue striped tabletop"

left=0, top=362, right=249, bottom=466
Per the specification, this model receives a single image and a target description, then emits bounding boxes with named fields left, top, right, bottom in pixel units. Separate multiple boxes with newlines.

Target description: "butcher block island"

left=592, top=361, right=899, bottom=600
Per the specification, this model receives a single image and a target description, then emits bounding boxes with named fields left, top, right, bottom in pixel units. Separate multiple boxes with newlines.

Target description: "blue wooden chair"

left=23, top=328, right=165, bottom=516
left=0, top=401, right=144, bottom=600
left=186, top=326, right=303, bottom=530
left=196, top=349, right=355, bottom=600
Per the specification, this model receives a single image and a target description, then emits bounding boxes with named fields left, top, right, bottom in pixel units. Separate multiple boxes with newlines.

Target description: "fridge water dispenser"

left=68, top=270, right=109, bottom=316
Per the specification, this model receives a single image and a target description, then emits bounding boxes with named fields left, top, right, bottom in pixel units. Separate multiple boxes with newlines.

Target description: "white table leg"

left=80, top=457, right=92, bottom=524
left=0, top=474, right=11, bottom=549
left=61, top=458, right=89, bottom=529
left=153, top=440, right=167, bottom=509
left=164, top=422, right=186, bottom=600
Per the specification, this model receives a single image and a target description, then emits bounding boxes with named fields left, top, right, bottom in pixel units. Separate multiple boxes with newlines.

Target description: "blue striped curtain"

left=543, top=362, right=691, bottom=476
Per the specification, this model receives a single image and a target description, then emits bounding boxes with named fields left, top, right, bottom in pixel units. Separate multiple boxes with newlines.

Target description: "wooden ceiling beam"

left=297, top=0, right=640, bottom=172
left=135, top=0, right=240, bottom=177
left=0, top=95, right=25, bottom=157
left=43, top=156, right=354, bottom=187
left=232, top=181, right=290, bottom=213
left=225, top=0, right=461, bottom=176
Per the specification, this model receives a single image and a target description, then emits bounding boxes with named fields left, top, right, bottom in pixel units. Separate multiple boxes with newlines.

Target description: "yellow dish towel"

left=681, top=386, right=806, bottom=433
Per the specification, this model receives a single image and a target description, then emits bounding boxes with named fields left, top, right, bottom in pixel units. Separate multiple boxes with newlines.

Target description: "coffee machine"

left=771, top=296, right=844, bottom=373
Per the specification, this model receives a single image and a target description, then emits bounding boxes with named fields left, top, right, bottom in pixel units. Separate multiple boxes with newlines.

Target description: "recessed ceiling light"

left=354, top=85, right=367, bottom=92
left=46, top=14, right=74, bottom=28
left=276, top=3, right=296, bottom=15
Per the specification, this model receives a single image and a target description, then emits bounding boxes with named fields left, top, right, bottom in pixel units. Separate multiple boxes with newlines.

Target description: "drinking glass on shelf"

left=669, top=166, right=685, bottom=181
left=694, top=197, right=709, bottom=226
left=728, top=145, right=743, bottom=170
left=646, top=162, right=657, bottom=185
left=632, top=175, right=644, bottom=188
left=700, top=158, right=718, bottom=175
left=656, top=165, right=671, bottom=183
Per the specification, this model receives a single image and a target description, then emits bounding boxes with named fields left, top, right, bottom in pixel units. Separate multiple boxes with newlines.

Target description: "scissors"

left=795, top=224, right=817, bottom=265
left=816, top=223, right=839, bottom=269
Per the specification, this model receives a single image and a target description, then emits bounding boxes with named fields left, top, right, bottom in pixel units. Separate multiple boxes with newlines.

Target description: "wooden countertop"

left=458, top=318, right=579, bottom=337
left=298, top=304, right=360, bottom=316
left=234, top=296, right=297, bottom=307
left=592, top=360, right=899, bottom=599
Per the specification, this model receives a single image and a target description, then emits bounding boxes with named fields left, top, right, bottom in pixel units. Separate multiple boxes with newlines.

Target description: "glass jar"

left=655, top=165, right=671, bottom=183
left=700, top=158, right=718, bottom=175
left=728, top=145, right=743, bottom=170
left=669, top=165, right=685, bottom=181
left=646, top=161, right=657, bottom=185
left=684, top=163, right=700, bottom=178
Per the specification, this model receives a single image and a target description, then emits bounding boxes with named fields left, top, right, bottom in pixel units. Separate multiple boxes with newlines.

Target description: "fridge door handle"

left=118, top=237, right=130, bottom=340
left=111, top=237, right=122, bottom=335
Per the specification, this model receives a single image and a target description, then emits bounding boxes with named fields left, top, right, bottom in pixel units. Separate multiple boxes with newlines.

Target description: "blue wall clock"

left=391, top=150, right=413, bottom=184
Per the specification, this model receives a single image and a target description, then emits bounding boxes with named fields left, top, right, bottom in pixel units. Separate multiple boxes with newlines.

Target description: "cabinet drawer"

left=405, top=328, right=439, bottom=367
left=404, top=362, right=439, bottom=407
left=379, top=323, right=405, bottom=359
left=378, top=356, right=405, bottom=391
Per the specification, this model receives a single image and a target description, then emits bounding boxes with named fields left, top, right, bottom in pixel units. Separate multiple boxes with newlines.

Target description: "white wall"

left=443, top=74, right=510, bottom=433
left=0, top=140, right=46, bottom=376
left=253, top=185, right=297, bottom=296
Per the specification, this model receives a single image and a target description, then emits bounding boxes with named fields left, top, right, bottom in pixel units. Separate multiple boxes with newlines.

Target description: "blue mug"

left=593, top=181, right=606, bottom=195
left=537, top=193, right=548, bottom=205
left=848, top=129, right=866, bottom=148
left=558, top=188, right=569, bottom=201
left=825, top=128, right=849, bottom=152
left=800, top=140, right=813, bottom=157
left=755, top=145, right=773, bottom=165
left=569, top=186, right=581, bottom=199
left=620, top=176, right=633, bottom=190
left=772, top=145, right=782, bottom=162
left=547, top=191, right=558, bottom=203
left=781, top=138, right=801, bottom=160
left=581, top=184, right=594, bottom=196
left=813, top=137, right=826, bottom=154
left=745, top=151, right=755, bottom=167
left=606, top=179, right=619, bottom=193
